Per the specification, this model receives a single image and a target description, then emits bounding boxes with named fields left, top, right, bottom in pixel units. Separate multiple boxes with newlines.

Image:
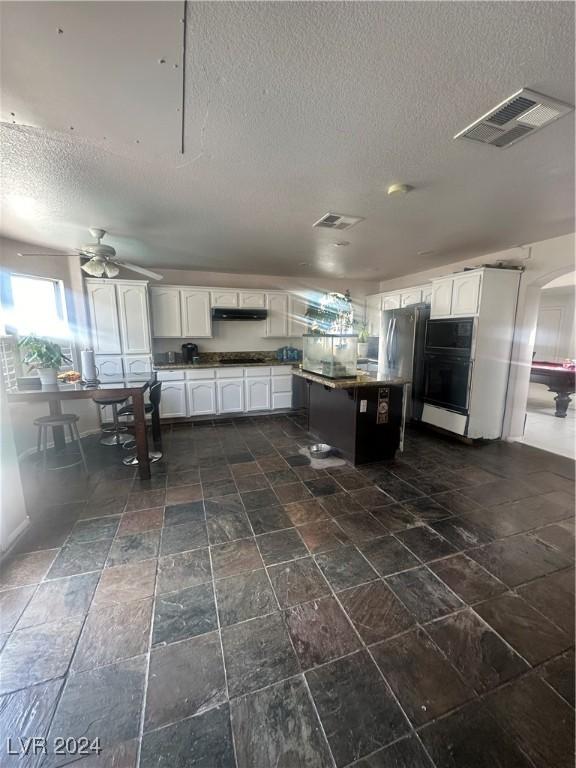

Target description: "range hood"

left=212, top=307, right=268, bottom=321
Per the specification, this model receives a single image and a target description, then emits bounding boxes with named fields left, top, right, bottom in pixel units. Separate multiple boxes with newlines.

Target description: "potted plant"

left=18, top=335, right=71, bottom=387
left=356, top=323, right=369, bottom=357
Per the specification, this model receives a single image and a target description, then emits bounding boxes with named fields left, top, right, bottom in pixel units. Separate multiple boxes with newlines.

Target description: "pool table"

left=530, top=360, right=575, bottom=418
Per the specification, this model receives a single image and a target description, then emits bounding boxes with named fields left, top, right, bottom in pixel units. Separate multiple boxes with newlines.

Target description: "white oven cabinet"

left=400, top=288, right=423, bottom=307
left=245, top=377, right=271, bottom=411
left=86, top=281, right=122, bottom=354
left=116, top=283, right=150, bottom=354
left=430, top=279, right=454, bottom=318
left=422, top=285, right=432, bottom=305
left=239, top=291, right=266, bottom=309
left=186, top=381, right=217, bottom=416
left=265, top=293, right=289, bottom=337
left=150, top=287, right=182, bottom=338
left=451, top=273, right=482, bottom=316
left=159, top=382, right=187, bottom=418
left=382, top=294, right=401, bottom=311
left=216, top=379, right=245, bottom=413
left=211, top=290, right=239, bottom=308
left=181, top=290, right=212, bottom=337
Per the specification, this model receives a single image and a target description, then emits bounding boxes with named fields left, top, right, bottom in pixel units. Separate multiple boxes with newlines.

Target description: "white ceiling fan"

left=18, top=228, right=164, bottom=280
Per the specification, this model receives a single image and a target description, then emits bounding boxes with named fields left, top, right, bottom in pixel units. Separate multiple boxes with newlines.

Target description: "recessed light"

left=387, top=183, right=413, bottom=196
left=333, top=241, right=350, bottom=247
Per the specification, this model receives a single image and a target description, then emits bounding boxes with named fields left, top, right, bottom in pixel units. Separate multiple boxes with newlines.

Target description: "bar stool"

left=121, top=381, right=163, bottom=465
left=93, top=396, right=132, bottom=446
left=34, top=414, right=88, bottom=473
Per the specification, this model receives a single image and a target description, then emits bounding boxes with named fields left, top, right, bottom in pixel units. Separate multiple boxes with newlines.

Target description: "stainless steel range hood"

left=212, top=308, right=268, bottom=321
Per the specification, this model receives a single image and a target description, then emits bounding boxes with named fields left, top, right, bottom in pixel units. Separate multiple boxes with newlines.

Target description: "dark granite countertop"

left=292, top=368, right=409, bottom=389
left=153, top=360, right=295, bottom=370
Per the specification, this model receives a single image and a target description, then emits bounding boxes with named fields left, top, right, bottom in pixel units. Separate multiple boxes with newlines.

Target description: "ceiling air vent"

left=313, top=212, right=364, bottom=230
left=454, top=88, right=573, bottom=149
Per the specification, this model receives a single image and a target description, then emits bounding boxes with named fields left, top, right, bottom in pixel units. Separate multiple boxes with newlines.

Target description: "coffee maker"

left=181, top=343, right=199, bottom=363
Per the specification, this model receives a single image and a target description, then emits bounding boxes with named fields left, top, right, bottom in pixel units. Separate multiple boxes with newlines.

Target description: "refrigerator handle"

left=389, top=317, right=397, bottom=365
left=384, top=316, right=392, bottom=365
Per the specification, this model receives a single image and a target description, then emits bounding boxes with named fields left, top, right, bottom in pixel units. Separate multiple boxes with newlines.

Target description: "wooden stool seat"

left=34, top=414, right=80, bottom=427
left=35, top=413, right=88, bottom=473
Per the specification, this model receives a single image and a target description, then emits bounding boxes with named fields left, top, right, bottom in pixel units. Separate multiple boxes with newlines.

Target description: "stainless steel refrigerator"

left=378, top=304, right=429, bottom=420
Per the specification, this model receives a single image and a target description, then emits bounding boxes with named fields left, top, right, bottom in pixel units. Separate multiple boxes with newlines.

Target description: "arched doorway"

left=520, top=271, right=575, bottom=457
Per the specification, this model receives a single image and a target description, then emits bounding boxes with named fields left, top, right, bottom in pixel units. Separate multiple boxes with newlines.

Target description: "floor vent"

left=313, top=213, right=364, bottom=230
left=454, top=88, right=573, bottom=149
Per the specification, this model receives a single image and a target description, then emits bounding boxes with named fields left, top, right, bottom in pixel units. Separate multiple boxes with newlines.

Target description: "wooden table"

left=530, top=361, right=575, bottom=418
left=7, top=374, right=158, bottom=479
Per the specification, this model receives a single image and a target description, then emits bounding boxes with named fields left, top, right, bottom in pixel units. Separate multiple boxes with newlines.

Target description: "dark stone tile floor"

left=0, top=414, right=574, bottom=767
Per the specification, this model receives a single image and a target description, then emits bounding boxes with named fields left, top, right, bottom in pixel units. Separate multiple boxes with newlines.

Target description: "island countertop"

left=292, top=368, right=409, bottom=389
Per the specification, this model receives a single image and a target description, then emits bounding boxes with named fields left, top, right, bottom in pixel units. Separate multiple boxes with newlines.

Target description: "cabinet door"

left=239, top=291, right=266, bottom=309
left=430, top=279, right=453, bottom=317
left=272, top=374, right=292, bottom=393
left=116, top=283, right=150, bottom=353
left=366, top=294, right=382, bottom=336
left=211, top=290, right=239, bottom=308
left=401, top=289, right=422, bottom=307
left=382, top=294, right=401, bottom=311
left=265, top=293, right=289, bottom=337
left=288, top=295, right=308, bottom=337
left=451, top=273, right=481, bottom=316
left=159, top=382, right=187, bottom=418
left=272, top=392, right=292, bottom=409
left=244, top=378, right=271, bottom=411
left=150, top=287, right=182, bottom=338
left=95, top=355, right=123, bottom=381
left=422, top=285, right=432, bottom=305
left=186, top=381, right=216, bottom=415
left=181, top=290, right=212, bottom=337
left=86, top=281, right=121, bottom=353
left=217, top=379, right=244, bottom=413
left=122, top=355, right=151, bottom=379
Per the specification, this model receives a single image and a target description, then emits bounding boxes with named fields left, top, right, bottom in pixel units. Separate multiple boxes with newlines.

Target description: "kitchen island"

left=292, top=368, right=409, bottom=465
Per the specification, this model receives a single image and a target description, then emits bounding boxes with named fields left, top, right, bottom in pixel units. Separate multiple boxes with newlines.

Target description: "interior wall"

left=0, top=236, right=101, bottom=455
left=376, top=232, right=576, bottom=441
left=535, top=286, right=575, bottom=361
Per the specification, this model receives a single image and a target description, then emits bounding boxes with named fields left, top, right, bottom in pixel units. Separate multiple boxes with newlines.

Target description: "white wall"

left=535, top=285, right=575, bottom=361
left=376, top=233, right=576, bottom=441
left=151, top=267, right=372, bottom=355
left=1, top=236, right=101, bottom=455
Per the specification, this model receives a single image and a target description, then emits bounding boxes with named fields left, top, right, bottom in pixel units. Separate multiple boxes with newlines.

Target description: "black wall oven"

left=423, top=318, right=475, bottom=415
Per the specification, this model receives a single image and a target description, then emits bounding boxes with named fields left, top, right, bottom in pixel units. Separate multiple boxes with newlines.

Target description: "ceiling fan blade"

left=18, top=252, right=75, bottom=257
left=113, top=260, right=164, bottom=281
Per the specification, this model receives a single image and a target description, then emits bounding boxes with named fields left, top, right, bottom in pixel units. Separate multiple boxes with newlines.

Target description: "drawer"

left=272, top=391, right=292, bottom=409
left=271, top=365, right=293, bottom=376
left=245, top=366, right=271, bottom=377
left=184, top=368, right=215, bottom=380
left=272, top=374, right=292, bottom=393
left=216, top=367, right=245, bottom=379
left=155, top=369, right=185, bottom=381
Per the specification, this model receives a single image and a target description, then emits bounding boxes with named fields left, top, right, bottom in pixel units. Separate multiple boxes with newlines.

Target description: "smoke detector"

left=454, top=88, right=573, bottom=148
left=313, top=213, right=364, bottom=230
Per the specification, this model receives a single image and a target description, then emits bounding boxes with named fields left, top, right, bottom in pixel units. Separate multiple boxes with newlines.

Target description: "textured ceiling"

left=0, top=1, right=574, bottom=279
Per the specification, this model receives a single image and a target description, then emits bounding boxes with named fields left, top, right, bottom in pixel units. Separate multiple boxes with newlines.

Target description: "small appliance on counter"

left=181, top=343, right=199, bottom=364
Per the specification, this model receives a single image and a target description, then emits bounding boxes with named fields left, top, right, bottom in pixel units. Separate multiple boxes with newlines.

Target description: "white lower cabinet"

left=245, top=377, right=271, bottom=411
left=186, top=381, right=217, bottom=416
left=123, top=355, right=151, bottom=379
left=216, top=379, right=245, bottom=413
left=159, top=382, right=187, bottom=418
left=95, top=355, right=123, bottom=381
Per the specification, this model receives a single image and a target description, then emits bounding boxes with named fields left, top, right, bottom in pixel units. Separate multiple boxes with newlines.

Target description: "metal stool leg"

left=41, top=425, right=48, bottom=473
left=71, top=422, right=88, bottom=473
left=36, top=424, right=42, bottom=459
left=100, top=403, right=132, bottom=446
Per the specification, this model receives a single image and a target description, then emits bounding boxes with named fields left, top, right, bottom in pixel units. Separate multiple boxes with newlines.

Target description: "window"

left=0, top=273, right=74, bottom=377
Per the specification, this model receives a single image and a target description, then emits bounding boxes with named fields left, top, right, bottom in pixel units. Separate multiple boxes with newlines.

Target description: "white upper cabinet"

left=122, top=355, right=151, bottom=379
left=239, top=291, right=266, bottom=309
left=117, top=283, right=150, bottom=354
left=288, top=295, right=308, bottom=337
left=451, top=273, right=482, bottom=316
left=401, top=289, right=422, bottom=307
left=266, top=293, right=289, bottom=337
left=150, top=287, right=182, bottom=338
left=211, top=290, right=239, bottom=308
left=365, top=294, right=382, bottom=336
left=430, top=279, right=454, bottom=317
left=382, top=294, right=401, bottom=311
left=181, top=290, right=212, bottom=337
left=86, top=282, right=121, bottom=354
left=422, top=285, right=432, bottom=305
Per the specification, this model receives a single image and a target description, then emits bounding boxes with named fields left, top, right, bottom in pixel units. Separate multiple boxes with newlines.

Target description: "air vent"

left=313, top=213, right=364, bottom=230
left=454, top=88, right=573, bottom=149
